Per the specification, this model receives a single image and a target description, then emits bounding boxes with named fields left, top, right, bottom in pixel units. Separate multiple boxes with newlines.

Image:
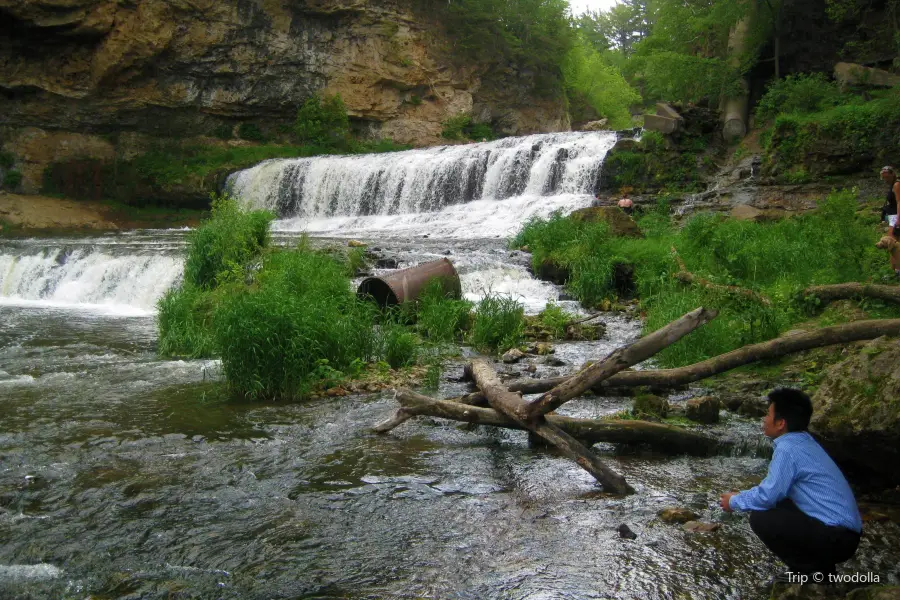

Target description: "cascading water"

left=228, top=131, right=618, bottom=239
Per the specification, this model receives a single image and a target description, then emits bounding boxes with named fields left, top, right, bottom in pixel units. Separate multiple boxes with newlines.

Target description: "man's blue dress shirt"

left=729, top=431, right=862, bottom=532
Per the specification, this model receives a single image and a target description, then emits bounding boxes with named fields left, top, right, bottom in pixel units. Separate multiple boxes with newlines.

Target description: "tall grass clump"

left=214, top=249, right=380, bottom=401
left=416, top=279, right=473, bottom=343
left=183, top=193, right=274, bottom=289
left=511, top=189, right=893, bottom=367
left=156, top=285, right=220, bottom=358
left=471, top=294, right=525, bottom=353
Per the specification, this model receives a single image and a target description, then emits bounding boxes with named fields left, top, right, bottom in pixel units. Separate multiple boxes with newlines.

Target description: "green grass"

left=416, top=280, right=473, bottom=343
left=512, top=188, right=898, bottom=367
left=470, top=294, right=525, bottom=353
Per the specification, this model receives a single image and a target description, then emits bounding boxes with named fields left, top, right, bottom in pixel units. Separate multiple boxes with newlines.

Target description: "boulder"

left=526, top=342, right=554, bottom=355
left=581, top=119, right=609, bottom=131
left=834, top=62, right=900, bottom=88
left=658, top=507, right=698, bottom=524
left=632, top=394, right=670, bottom=419
left=685, top=396, right=721, bottom=424
left=617, top=523, right=637, bottom=539
left=811, top=336, right=900, bottom=487
left=501, top=348, right=527, bottom=364
left=683, top=521, right=720, bottom=533
left=568, top=206, right=643, bottom=238
left=738, top=398, right=768, bottom=418
left=348, top=240, right=367, bottom=247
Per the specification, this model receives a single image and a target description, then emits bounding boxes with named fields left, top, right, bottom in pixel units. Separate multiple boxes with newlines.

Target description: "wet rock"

left=566, top=322, right=606, bottom=341
left=348, top=240, right=367, bottom=247
left=523, top=364, right=537, bottom=374
left=535, top=258, right=570, bottom=285
left=569, top=206, right=643, bottom=238
left=632, top=394, right=669, bottom=419
left=501, top=348, right=527, bottom=364
left=617, top=524, right=637, bottom=540
left=542, top=356, right=567, bottom=367
left=659, top=507, right=698, bottom=524
left=685, top=396, right=721, bottom=424
left=526, top=342, right=554, bottom=355
left=374, top=258, right=398, bottom=269
left=811, top=337, right=900, bottom=487
left=738, top=398, right=768, bottom=418
left=683, top=521, right=720, bottom=533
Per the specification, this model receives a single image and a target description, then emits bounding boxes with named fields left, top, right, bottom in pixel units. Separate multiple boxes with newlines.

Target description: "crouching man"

left=720, top=388, right=862, bottom=579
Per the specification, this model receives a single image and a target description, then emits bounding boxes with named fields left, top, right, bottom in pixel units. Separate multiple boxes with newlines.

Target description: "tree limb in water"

left=481, top=319, right=900, bottom=396
left=803, top=283, right=900, bottom=305
left=470, top=359, right=634, bottom=494
left=524, top=306, right=717, bottom=420
left=672, top=247, right=772, bottom=306
left=373, top=389, right=719, bottom=456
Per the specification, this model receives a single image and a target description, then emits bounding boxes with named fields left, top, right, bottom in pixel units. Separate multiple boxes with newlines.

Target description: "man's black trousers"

left=749, top=499, right=861, bottom=575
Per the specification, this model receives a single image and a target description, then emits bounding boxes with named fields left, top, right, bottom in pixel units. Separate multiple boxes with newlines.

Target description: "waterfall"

left=0, top=242, right=183, bottom=315
left=228, top=131, right=618, bottom=238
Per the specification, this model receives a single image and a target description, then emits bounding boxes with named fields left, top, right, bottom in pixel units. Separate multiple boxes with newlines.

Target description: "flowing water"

left=1, top=132, right=898, bottom=599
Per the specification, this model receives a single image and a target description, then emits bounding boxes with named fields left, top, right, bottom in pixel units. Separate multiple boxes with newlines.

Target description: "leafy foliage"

left=294, top=94, right=351, bottom=147
left=417, top=280, right=473, bottom=343
left=183, top=194, right=274, bottom=290
left=2, top=170, right=22, bottom=191
left=756, top=73, right=843, bottom=122
left=471, top=294, right=525, bottom=353
left=513, top=189, right=895, bottom=367
left=563, top=36, right=641, bottom=129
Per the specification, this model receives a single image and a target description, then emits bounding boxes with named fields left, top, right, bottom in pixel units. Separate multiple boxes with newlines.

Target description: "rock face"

left=811, top=337, right=900, bottom=487
left=0, top=0, right=568, bottom=190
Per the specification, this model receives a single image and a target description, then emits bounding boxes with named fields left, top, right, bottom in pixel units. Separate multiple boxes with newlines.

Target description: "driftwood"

left=524, top=307, right=717, bottom=420
left=803, top=283, right=900, bottom=305
left=463, top=318, right=900, bottom=398
left=374, top=389, right=719, bottom=456
left=673, top=247, right=772, bottom=306
left=470, top=359, right=634, bottom=494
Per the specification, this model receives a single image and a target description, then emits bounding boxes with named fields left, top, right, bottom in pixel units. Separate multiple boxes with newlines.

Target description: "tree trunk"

left=803, top=283, right=900, bottom=305
left=524, top=307, right=717, bottom=419
left=374, top=389, right=720, bottom=456
left=672, top=247, right=772, bottom=305
left=470, top=359, right=634, bottom=494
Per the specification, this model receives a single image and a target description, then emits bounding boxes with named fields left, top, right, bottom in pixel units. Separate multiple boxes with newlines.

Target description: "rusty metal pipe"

left=357, top=258, right=461, bottom=307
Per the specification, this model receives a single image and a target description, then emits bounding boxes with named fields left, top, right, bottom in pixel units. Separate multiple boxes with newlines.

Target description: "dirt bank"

left=0, top=193, right=201, bottom=233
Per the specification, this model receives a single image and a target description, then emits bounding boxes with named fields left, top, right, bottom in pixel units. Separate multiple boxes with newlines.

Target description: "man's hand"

left=719, top=492, right=736, bottom=512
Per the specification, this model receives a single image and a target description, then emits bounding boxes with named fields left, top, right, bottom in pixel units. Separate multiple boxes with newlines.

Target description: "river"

left=1, top=132, right=897, bottom=599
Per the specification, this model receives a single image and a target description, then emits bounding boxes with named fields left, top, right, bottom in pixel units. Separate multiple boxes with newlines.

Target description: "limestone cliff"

left=0, top=0, right=569, bottom=193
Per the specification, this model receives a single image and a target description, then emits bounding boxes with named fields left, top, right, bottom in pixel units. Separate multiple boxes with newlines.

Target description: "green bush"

left=380, top=323, right=419, bottom=369
left=513, top=188, right=893, bottom=367
left=214, top=249, right=380, bottom=400
left=0, top=151, right=14, bottom=169
left=211, top=124, right=233, bottom=140
left=294, top=94, right=350, bottom=147
left=157, top=285, right=219, bottom=358
left=756, top=73, right=843, bottom=122
left=537, top=302, right=572, bottom=338
left=470, top=294, right=525, bottom=353
left=238, top=122, right=267, bottom=142
left=417, top=280, right=473, bottom=342
left=183, top=194, right=274, bottom=290
left=2, top=169, right=22, bottom=191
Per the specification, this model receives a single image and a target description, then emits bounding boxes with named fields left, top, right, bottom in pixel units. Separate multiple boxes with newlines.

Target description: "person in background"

left=881, top=166, right=898, bottom=238
left=720, top=388, right=862, bottom=579
left=617, top=192, right=634, bottom=216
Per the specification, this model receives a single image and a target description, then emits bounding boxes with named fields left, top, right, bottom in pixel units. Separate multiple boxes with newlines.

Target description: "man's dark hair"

left=767, top=388, right=813, bottom=432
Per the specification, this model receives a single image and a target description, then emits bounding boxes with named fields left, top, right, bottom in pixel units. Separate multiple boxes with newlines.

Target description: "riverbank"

left=0, top=193, right=202, bottom=235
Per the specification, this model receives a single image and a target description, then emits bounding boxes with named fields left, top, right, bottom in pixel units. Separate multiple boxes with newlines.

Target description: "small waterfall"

left=228, top=131, right=618, bottom=238
left=0, top=245, right=183, bottom=314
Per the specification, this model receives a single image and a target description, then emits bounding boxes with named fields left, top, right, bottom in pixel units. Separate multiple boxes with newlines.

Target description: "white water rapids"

left=0, top=131, right=619, bottom=312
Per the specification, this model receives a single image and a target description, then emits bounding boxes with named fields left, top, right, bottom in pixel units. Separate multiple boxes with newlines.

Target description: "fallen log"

left=673, top=247, right=772, bottom=306
left=524, top=307, right=717, bottom=419
left=803, top=283, right=900, bottom=305
left=471, top=359, right=634, bottom=494
left=470, top=318, right=900, bottom=396
left=373, top=389, right=719, bottom=456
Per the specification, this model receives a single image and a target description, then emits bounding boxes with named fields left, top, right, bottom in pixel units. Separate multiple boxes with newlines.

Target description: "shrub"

left=213, top=249, right=380, bottom=400
left=537, top=302, right=572, bottom=338
left=756, top=73, right=843, bottom=122
left=380, top=323, right=419, bottom=369
left=156, top=285, right=219, bottom=358
left=2, top=170, right=22, bottom=191
left=183, top=194, right=274, bottom=290
left=417, top=280, right=473, bottom=342
left=294, top=94, right=350, bottom=147
left=441, top=114, right=472, bottom=141
left=0, top=151, right=14, bottom=169
left=212, top=124, right=233, bottom=140
left=238, top=122, right=267, bottom=142
left=470, top=294, right=525, bottom=353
